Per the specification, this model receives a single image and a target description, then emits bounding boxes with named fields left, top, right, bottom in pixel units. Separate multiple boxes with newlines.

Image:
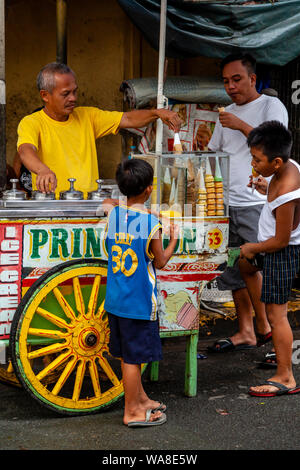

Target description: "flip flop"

left=207, top=338, right=256, bottom=353
left=248, top=380, right=300, bottom=397
left=257, top=351, right=277, bottom=369
left=256, top=331, right=272, bottom=347
left=127, top=409, right=167, bottom=428
left=152, top=402, right=167, bottom=413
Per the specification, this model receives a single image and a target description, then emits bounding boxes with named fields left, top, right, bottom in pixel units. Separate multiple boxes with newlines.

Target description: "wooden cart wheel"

left=9, top=259, right=125, bottom=415
left=0, top=362, right=22, bottom=388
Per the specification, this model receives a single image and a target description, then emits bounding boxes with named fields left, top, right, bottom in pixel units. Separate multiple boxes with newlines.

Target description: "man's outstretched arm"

left=119, top=108, right=181, bottom=133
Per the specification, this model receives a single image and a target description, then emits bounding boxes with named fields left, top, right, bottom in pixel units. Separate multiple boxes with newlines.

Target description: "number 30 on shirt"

left=111, top=245, right=138, bottom=277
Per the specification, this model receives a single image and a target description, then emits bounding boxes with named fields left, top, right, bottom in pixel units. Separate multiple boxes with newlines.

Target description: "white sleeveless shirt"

left=258, top=160, right=300, bottom=244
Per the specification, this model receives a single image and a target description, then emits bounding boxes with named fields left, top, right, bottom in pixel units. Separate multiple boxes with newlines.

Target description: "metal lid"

left=87, top=179, right=106, bottom=200
left=32, top=190, right=56, bottom=200
left=2, top=179, right=27, bottom=200
left=59, top=178, right=84, bottom=200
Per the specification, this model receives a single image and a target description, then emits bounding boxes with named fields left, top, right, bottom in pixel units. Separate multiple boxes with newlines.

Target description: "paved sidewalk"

left=0, top=320, right=299, bottom=451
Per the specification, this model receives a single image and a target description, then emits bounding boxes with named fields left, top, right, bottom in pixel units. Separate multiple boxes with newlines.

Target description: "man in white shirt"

left=208, top=53, right=288, bottom=352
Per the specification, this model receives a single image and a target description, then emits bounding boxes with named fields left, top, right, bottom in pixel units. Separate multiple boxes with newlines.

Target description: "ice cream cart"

left=0, top=149, right=229, bottom=415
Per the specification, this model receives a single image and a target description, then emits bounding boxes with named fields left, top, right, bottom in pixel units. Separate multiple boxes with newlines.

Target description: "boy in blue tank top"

left=103, top=158, right=178, bottom=427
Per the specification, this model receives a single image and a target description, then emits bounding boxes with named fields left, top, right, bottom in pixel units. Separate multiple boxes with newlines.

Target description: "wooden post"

left=184, top=332, right=198, bottom=397
left=155, top=0, right=167, bottom=156
left=56, top=0, right=67, bottom=64
left=150, top=361, right=159, bottom=382
left=0, top=0, right=6, bottom=191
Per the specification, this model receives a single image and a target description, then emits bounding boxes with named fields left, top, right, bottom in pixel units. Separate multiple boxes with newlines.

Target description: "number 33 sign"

left=206, top=228, right=223, bottom=250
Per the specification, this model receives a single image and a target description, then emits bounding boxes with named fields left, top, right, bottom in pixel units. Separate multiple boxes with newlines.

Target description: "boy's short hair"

left=116, top=158, right=153, bottom=198
left=247, top=121, right=293, bottom=162
left=221, top=53, right=256, bottom=75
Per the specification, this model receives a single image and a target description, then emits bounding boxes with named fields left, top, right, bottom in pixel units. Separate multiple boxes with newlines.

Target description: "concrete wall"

left=5, top=0, right=219, bottom=179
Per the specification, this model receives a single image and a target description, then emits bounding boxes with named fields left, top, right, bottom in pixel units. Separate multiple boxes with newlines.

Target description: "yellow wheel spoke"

left=53, top=287, right=77, bottom=323
left=36, top=307, right=71, bottom=330
left=72, top=359, right=86, bottom=401
left=36, top=350, right=72, bottom=381
left=52, top=356, right=77, bottom=396
left=86, top=275, right=101, bottom=319
left=73, top=277, right=85, bottom=318
left=98, top=356, right=121, bottom=386
left=95, top=300, right=106, bottom=321
left=89, top=360, right=101, bottom=398
left=28, top=328, right=68, bottom=339
left=28, top=342, right=67, bottom=360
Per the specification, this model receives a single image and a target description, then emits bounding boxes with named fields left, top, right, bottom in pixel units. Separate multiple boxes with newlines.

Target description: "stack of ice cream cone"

left=214, top=156, right=224, bottom=216
left=176, top=168, right=185, bottom=213
left=162, top=167, right=172, bottom=204
left=196, top=166, right=206, bottom=217
left=186, top=158, right=196, bottom=216
left=169, top=177, right=176, bottom=207
left=205, top=159, right=216, bottom=216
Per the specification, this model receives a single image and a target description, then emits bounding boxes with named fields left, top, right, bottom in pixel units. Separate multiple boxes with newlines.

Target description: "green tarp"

left=117, top=0, right=300, bottom=65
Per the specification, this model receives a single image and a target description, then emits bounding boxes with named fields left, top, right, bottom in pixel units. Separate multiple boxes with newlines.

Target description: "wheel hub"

left=84, top=332, right=98, bottom=347
left=71, top=320, right=108, bottom=357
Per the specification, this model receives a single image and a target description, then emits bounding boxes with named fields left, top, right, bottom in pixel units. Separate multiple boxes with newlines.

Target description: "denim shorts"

left=261, top=245, right=300, bottom=304
left=107, top=313, right=162, bottom=364
left=217, top=204, right=264, bottom=292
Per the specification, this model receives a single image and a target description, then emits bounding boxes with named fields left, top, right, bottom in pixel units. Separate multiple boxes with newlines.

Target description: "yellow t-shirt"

left=17, top=107, right=123, bottom=196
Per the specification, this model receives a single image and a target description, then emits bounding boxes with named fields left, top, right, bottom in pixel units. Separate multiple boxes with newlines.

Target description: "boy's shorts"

left=261, top=245, right=300, bottom=304
left=217, top=204, right=264, bottom=291
left=107, top=313, right=162, bottom=364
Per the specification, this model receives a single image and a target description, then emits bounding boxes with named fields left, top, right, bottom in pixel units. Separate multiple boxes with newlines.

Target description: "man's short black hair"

left=116, top=158, right=153, bottom=198
left=247, top=121, right=293, bottom=162
left=221, top=53, right=256, bottom=75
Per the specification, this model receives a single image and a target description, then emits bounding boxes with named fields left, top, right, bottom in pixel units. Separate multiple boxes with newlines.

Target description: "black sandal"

left=207, top=338, right=256, bottom=353
left=257, top=351, right=277, bottom=369
left=256, top=331, right=272, bottom=347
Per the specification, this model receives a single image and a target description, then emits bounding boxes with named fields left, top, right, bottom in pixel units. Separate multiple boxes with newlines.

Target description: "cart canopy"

left=117, top=0, right=300, bottom=65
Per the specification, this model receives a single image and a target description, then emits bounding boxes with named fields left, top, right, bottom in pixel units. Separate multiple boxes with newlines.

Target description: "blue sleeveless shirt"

left=103, top=205, right=162, bottom=320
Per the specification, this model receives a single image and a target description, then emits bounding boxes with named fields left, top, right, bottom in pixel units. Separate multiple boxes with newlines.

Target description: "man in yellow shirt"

left=17, top=62, right=181, bottom=196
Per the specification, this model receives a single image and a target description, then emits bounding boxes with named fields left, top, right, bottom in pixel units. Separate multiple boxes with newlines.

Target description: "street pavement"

left=0, top=320, right=300, bottom=453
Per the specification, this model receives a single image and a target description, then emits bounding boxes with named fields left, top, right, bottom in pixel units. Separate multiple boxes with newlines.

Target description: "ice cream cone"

left=173, top=132, right=183, bottom=154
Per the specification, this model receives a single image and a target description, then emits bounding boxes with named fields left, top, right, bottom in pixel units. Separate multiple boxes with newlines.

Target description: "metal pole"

left=56, top=0, right=67, bottom=64
left=155, top=0, right=167, bottom=155
left=0, top=0, right=6, bottom=191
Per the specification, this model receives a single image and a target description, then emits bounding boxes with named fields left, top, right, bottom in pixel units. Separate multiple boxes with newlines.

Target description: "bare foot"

left=230, top=332, right=256, bottom=347
left=249, top=374, right=296, bottom=394
left=140, top=397, right=166, bottom=412
left=123, top=406, right=162, bottom=426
